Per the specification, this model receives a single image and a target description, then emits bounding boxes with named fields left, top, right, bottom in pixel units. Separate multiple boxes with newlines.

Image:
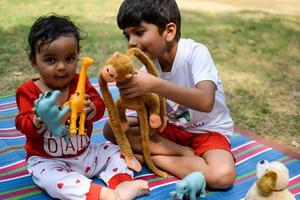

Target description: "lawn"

left=0, top=0, right=299, bottom=152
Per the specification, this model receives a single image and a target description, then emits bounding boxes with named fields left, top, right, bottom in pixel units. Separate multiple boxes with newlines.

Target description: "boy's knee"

left=209, top=166, right=236, bottom=189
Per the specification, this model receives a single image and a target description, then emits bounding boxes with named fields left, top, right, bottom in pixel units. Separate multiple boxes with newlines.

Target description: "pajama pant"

left=27, top=142, right=134, bottom=200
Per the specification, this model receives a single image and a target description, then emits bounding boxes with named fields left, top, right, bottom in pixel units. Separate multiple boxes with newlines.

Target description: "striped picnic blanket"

left=0, top=77, right=299, bottom=200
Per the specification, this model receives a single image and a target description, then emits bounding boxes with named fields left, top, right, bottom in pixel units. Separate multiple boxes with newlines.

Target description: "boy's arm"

left=117, top=71, right=216, bottom=112
left=15, top=87, right=46, bottom=136
left=154, top=77, right=216, bottom=112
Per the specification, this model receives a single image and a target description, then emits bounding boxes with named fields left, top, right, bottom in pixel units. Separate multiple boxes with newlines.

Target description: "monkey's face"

left=101, top=52, right=135, bottom=83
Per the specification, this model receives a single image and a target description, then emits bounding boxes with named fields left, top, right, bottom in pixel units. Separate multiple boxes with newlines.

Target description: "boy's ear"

left=164, top=22, right=177, bottom=42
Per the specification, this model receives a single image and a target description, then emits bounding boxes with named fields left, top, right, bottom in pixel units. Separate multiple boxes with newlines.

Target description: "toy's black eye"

left=58, top=106, right=62, bottom=110
left=260, top=160, right=265, bottom=164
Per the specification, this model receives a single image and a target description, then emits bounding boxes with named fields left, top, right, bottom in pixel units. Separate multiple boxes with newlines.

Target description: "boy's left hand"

left=117, top=71, right=157, bottom=98
left=84, top=94, right=96, bottom=119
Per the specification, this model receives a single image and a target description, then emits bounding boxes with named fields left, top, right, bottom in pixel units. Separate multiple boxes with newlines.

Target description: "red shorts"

left=158, top=123, right=232, bottom=156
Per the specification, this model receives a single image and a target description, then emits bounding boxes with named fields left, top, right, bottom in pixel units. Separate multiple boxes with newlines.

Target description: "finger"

left=84, top=94, right=90, bottom=100
left=117, top=77, right=133, bottom=85
left=84, top=100, right=91, bottom=107
left=83, top=107, right=90, bottom=113
left=31, top=107, right=36, bottom=113
left=123, top=91, right=139, bottom=98
left=36, top=117, right=44, bottom=124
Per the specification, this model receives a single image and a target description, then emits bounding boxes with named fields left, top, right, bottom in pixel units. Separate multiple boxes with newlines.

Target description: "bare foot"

left=99, top=187, right=120, bottom=200
left=115, top=180, right=149, bottom=200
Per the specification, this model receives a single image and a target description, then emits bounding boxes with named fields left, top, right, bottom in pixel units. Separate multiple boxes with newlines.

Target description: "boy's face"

left=122, top=21, right=167, bottom=60
left=31, top=36, right=79, bottom=90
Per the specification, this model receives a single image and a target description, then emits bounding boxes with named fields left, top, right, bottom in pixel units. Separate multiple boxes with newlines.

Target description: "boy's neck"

left=159, top=40, right=178, bottom=72
left=34, top=79, right=70, bottom=106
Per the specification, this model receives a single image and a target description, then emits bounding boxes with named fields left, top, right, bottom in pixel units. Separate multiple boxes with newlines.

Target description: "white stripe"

left=150, top=180, right=178, bottom=191
left=0, top=174, right=30, bottom=183
left=231, top=141, right=256, bottom=151
left=289, top=174, right=300, bottom=181
left=294, top=192, right=300, bottom=196
left=0, top=107, right=17, bottom=112
left=135, top=173, right=155, bottom=179
left=0, top=159, right=25, bottom=170
left=0, top=101, right=16, bottom=106
left=0, top=135, right=25, bottom=139
left=0, top=127, right=16, bottom=131
left=235, top=148, right=272, bottom=165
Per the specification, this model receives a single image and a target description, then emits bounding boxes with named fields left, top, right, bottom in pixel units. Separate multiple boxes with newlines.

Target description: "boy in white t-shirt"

left=103, top=0, right=236, bottom=189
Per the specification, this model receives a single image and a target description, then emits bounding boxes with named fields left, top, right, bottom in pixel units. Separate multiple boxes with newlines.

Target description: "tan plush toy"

left=245, top=160, right=295, bottom=200
left=99, top=47, right=168, bottom=178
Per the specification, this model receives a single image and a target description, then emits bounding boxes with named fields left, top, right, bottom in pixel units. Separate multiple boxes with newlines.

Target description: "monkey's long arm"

left=99, top=76, right=142, bottom=172
left=128, top=48, right=167, bottom=131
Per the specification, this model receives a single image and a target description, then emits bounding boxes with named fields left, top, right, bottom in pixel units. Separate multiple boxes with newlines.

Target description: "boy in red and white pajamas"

left=15, top=14, right=148, bottom=200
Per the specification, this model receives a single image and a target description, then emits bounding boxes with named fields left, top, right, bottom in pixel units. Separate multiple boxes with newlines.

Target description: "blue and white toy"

left=169, top=171, right=206, bottom=200
left=34, top=90, right=70, bottom=141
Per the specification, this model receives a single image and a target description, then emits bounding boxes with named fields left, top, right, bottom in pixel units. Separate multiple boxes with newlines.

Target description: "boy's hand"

left=117, top=71, right=158, bottom=98
left=32, top=114, right=46, bottom=133
left=84, top=94, right=96, bottom=120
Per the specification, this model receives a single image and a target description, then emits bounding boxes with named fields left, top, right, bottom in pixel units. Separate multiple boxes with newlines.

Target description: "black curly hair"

left=26, top=14, right=83, bottom=60
left=117, top=0, right=181, bottom=41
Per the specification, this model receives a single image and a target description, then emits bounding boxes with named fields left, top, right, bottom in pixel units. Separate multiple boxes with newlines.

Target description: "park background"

left=0, top=0, right=299, bottom=152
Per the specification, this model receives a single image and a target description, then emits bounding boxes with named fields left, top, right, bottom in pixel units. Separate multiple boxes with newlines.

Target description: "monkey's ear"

left=113, top=52, right=120, bottom=57
left=127, top=47, right=139, bottom=58
left=256, top=171, right=277, bottom=197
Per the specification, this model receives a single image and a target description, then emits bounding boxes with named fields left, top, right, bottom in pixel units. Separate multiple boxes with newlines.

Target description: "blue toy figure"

left=34, top=90, right=70, bottom=141
left=169, top=171, right=206, bottom=200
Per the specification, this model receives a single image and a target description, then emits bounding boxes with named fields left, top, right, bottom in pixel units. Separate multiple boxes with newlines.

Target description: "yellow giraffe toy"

left=64, top=57, right=94, bottom=136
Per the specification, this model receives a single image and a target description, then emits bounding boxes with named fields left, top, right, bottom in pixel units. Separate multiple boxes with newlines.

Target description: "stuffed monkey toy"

left=99, top=47, right=168, bottom=178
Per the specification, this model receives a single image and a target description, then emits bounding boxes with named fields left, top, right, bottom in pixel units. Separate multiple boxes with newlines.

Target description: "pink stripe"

left=232, top=141, right=259, bottom=155
left=0, top=146, right=23, bottom=155
left=290, top=187, right=300, bottom=195
left=0, top=170, right=29, bottom=181
left=289, top=176, right=300, bottom=186
left=0, top=105, right=17, bottom=110
left=0, top=101, right=16, bottom=107
left=0, top=128, right=17, bottom=133
left=0, top=115, right=15, bottom=120
left=0, top=186, right=41, bottom=199
left=0, top=133, right=23, bottom=138
left=281, top=157, right=293, bottom=163
left=0, top=160, right=26, bottom=172
left=149, top=177, right=178, bottom=188
left=234, top=174, right=256, bottom=184
left=236, top=146, right=270, bottom=163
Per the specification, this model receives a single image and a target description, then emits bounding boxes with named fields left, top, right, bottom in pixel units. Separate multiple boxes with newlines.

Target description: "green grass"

left=0, top=0, right=299, bottom=151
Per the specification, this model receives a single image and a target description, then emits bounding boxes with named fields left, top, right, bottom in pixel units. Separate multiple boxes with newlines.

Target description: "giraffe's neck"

left=76, top=64, right=88, bottom=94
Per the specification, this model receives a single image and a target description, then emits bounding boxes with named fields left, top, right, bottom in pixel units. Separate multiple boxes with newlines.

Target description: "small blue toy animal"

left=169, top=171, right=206, bottom=200
left=34, top=90, right=70, bottom=141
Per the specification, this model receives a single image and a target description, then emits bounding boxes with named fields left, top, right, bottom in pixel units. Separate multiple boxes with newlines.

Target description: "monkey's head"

left=101, top=52, right=135, bottom=83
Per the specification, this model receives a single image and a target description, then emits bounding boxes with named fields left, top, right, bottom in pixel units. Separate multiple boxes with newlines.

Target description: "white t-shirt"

left=142, top=39, right=233, bottom=137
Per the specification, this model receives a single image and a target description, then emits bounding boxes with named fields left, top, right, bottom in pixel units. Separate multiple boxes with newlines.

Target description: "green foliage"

left=0, top=0, right=299, bottom=151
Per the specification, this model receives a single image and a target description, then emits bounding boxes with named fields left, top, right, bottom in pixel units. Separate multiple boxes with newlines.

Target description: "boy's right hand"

left=32, top=114, right=45, bottom=132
